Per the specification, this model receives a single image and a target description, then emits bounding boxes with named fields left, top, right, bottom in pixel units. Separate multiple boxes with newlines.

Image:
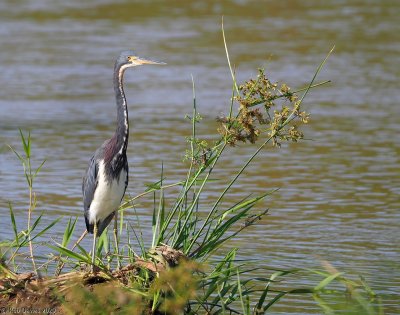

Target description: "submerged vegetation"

left=0, top=30, right=382, bottom=314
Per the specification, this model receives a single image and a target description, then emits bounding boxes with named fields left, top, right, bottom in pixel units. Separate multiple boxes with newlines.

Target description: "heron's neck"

left=113, top=65, right=129, bottom=155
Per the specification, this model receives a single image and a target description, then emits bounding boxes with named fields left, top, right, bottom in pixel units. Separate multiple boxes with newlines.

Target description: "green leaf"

left=262, top=291, right=287, bottom=311
left=31, top=217, right=62, bottom=242
left=29, top=213, right=43, bottom=234
left=34, top=159, right=46, bottom=178
left=97, top=229, right=108, bottom=257
left=314, top=272, right=344, bottom=291
left=48, top=244, right=90, bottom=263
left=8, top=144, right=24, bottom=163
left=145, top=178, right=164, bottom=191
left=8, top=203, right=19, bottom=245
left=289, top=288, right=314, bottom=294
left=62, top=217, right=77, bottom=247
left=236, top=270, right=247, bottom=315
left=19, top=129, right=31, bottom=158
left=76, top=243, right=90, bottom=258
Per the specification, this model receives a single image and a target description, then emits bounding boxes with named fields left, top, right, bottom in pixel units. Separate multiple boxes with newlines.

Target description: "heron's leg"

left=113, top=211, right=121, bottom=269
left=91, top=222, right=98, bottom=273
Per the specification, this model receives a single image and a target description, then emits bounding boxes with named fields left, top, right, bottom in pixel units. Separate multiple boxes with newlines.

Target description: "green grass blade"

left=34, top=159, right=46, bottom=177
left=48, top=244, right=90, bottom=263
left=61, top=217, right=77, bottom=247
left=8, top=203, right=19, bottom=245
left=254, top=269, right=300, bottom=312
left=152, top=164, right=164, bottom=248
left=97, top=228, right=108, bottom=257
left=19, top=129, right=31, bottom=158
left=76, top=243, right=91, bottom=258
left=129, top=221, right=146, bottom=257
left=262, top=291, right=287, bottom=311
left=29, top=212, right=43, bottom=234
left=314, top=272, right=344, bottom=291
left=236, top=270, right=246, bottom=315
left=299, top=46, right=334, bottom=105
left=186, top=136, right=273, bottom=254
left=30, top=217, right=61, bottom=242
left=222, top=17, right=239, bottom=95
left=8, top=144, right=24, bottom=163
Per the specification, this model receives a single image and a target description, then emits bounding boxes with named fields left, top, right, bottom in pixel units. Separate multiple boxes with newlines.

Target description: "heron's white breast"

left=88, top=160, right=127, bottom=224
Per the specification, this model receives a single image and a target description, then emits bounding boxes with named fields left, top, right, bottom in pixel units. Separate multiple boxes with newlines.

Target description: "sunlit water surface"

left=0, top=1, right=399, bottom=313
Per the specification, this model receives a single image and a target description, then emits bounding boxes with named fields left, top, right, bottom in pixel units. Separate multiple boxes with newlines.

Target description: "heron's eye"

left=128, top=56, right=138, bottom=62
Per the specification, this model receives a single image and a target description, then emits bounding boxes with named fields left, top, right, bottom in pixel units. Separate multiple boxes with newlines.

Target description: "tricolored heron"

left=82, top=51, right=164, bottom=272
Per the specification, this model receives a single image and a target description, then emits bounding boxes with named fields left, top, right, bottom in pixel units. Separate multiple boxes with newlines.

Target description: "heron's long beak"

left=132, top=56, right=166, bottom=66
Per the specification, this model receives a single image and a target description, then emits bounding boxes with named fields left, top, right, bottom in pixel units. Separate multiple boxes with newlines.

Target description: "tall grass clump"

left=0, top=27, right=383, bottom=314
left=3, top=130, right=60, bottom=278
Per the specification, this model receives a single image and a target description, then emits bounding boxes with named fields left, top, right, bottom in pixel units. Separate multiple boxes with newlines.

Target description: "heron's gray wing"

left=82, top=155, right=98, bottom=233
